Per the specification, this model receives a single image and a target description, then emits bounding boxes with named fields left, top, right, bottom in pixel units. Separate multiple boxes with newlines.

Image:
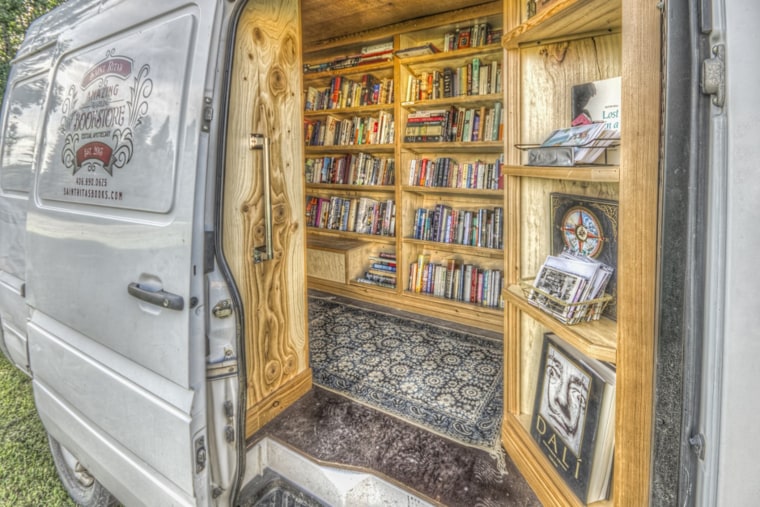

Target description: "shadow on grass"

left=0, top=354, right=76, bottom=506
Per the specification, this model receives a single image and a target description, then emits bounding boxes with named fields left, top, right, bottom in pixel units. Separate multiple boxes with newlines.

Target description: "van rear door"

left=25, top=2, right=221, bottom=505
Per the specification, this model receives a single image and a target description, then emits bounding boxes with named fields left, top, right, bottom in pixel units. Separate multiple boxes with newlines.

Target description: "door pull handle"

left=128, top=282, right=184, bottom=311
left=249, top=133, right=274, bottom=264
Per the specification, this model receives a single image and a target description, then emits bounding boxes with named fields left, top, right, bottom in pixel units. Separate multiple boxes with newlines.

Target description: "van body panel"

left=0, top=43, right=56, bottom=370
left=20, top=1, right=223, bottom=504
left=29, top=315, right=196, bottom=491
left=34, top=381, right=196, bottom=507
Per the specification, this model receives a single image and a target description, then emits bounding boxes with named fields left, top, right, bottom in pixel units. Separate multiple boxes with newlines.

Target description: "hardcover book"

left=531, top=333, right=616, bottom=504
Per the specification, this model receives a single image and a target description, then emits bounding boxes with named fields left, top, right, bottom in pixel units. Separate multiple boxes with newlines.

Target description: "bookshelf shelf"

left=306, top=183, right=395, bottom=193
left=403, top=290, right=504, bottom=315
left=304, top=103, right=394, bottom=117
left=503, top=284, right=617, bottom=363
left=306, top=228, right=396, bottom=244
left=404, top=238, right=504, bottom=259
left=501, top=0, right=622, bottom=49
left=304, top=144, right=395, bottom=154
left=401, top=141, right=504, bottom=154
left=401, top=93, right=503, bottom=111
left=396, top=43, right=503, bottom=66
left=401, top=186, right=503, bottom=198
left=303, top=61, right=394, bottom=80
left=502, top=164, right=620, bottom=183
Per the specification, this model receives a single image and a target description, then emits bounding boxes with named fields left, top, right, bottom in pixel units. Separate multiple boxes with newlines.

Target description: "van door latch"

left=212, top=299, right=233, bottom=319
left=701, top=44, right=725, bottom=107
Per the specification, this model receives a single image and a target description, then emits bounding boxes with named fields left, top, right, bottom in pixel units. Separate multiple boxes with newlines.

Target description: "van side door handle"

left=128, top=282, right=184, bottom=311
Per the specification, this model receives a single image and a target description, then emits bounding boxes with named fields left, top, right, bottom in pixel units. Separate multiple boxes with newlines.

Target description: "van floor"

left=250, top=292, right=541, bottom=506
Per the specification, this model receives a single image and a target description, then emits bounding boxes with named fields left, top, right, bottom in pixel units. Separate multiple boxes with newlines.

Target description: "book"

left=571, top=76, right=621, bottom=164
left=571, top=76, right=621, bottom=130
left=394, top=43, right=440, bottom=59
left=531, top=333, right=615, bottom=504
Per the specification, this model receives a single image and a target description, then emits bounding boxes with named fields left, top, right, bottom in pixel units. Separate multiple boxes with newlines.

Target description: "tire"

left=48, top=434, right=118, bottom=507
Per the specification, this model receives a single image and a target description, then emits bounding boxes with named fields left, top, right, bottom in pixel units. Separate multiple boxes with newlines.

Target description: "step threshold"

left=240, top=437, right=434, bottom=506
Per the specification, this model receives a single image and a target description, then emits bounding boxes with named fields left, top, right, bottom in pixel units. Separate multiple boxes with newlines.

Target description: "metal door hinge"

left=202, top=97, right=213, bottom=132
left=689, top=432, right=706, bottom=460
left=701, top=44, right=725, bottom=107
left=195, top=436, right=207, bottom=472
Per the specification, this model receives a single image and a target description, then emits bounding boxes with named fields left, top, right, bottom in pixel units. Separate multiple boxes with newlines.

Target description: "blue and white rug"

left=308, top=296, right=503, bottom=449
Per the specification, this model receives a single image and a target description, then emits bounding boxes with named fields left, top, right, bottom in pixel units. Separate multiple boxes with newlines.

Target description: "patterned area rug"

left=308, top=295, right=503, bottom=449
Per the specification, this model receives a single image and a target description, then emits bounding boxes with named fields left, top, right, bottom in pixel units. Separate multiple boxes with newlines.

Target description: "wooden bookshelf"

left=500, top=0, right=658, bottom=505
left=302, top=2, right=506, bottom=333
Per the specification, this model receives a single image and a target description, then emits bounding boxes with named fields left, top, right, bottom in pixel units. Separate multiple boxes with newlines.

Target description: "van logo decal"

left=81, top=56, right=133, bottom=89
left=75, top=141, right=113, bottom=169
left=60, top=49, right=153, bottom=177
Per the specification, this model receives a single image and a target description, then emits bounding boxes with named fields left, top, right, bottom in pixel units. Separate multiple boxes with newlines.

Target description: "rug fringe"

left=488, top=440, right=510, bottom=477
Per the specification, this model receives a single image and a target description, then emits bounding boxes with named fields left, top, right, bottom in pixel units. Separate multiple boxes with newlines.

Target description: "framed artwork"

left=550, top=193, right=618, bottom=319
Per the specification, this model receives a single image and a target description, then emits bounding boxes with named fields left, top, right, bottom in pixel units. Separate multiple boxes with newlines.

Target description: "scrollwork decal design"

left=109, top=128, right=134, bottom=174
left=127, top=64, right=152, bottom=129
left=62, top=133, right=79, bottom=174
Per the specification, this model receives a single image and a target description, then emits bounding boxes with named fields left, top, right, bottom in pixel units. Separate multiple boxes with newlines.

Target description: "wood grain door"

left=222, top=0, right=310, bottom=439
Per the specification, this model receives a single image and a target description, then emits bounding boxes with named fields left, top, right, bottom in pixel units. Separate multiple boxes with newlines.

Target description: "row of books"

left=355, top=252, right=397, bottom=289
left=305, top=154, right=395, bottom=186
left=403, top=59, right=502, bottom=102
left=303, top=41, right=394, bottom=74
left=527, top=251, right=614, bottom=324
left=407, top=156, right=503, bottom=190
left=304, top=74, right=394, bottom=111
left=305, top=195, right=396, bottom=237
left=403, top=105, right=503, bottom=143
left=412, top=205, right=504, bottom=250
left=305, top=111, right=394, bottom=147
left=408, top=255, right=503, bottom=308
left=441, top=23, right=501, bottom=51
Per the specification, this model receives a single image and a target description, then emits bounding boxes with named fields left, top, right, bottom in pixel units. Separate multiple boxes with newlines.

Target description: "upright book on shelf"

left=531, top=333, right=616, bottom=504
left=571, top=76, right=621, bottom=164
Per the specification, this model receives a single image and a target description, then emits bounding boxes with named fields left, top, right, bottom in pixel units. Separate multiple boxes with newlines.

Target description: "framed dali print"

left=550, top=193, right=619, bottom=320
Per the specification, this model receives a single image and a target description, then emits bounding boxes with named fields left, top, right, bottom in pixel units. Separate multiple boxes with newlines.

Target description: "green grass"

left=0, top=354, right=75, bottom=507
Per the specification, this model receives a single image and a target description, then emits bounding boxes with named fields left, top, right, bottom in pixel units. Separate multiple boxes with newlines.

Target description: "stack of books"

left=356, top=252, right=397, bottom=288
left=527, top=251, right=613, bottom=324
left=303, top=41, right=394, bottom=73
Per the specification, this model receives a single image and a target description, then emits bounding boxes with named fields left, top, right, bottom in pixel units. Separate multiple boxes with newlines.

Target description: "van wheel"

left=48, top=435, right=117, bottom=507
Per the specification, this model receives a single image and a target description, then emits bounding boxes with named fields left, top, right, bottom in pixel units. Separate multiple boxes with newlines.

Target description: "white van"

left=0, top=0, right=310, bottom=505
left=2, top=0, right=760, bottom=506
